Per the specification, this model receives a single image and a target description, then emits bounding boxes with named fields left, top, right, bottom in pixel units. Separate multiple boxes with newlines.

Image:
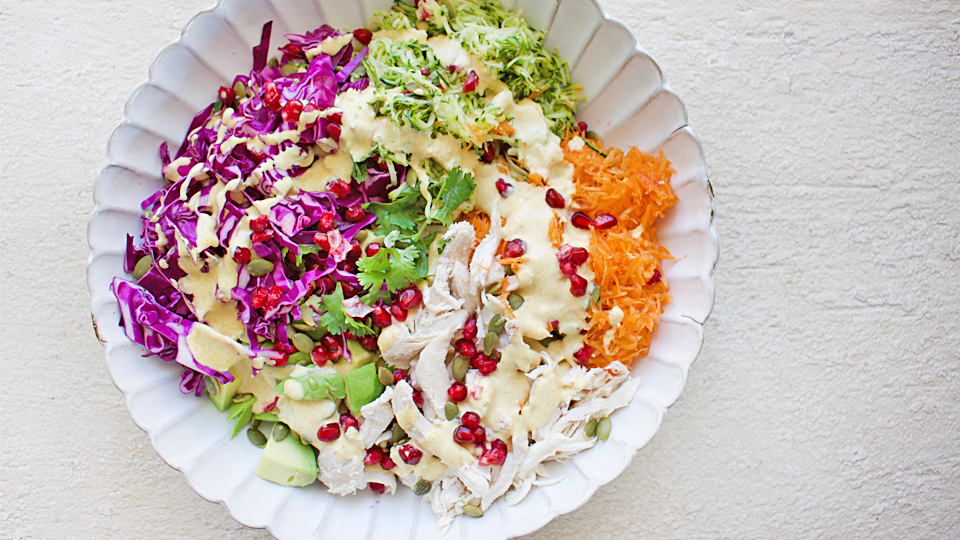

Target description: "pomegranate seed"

left=327, top=180, right=351, bottom=199
left=398, top=444, right=422, bottom=465
left=365, top=242, right=381, bottom=257
left=250, top=215, right=269, bottom=233
left=326, top=123, right=342, bottom=143
left=647, top=268, right=662, bottom=285
left=473, top=427, right=486, bottom=445
left=262, top=396, right=279, bottom=413
left=559, top=261, right=576, bottom=275
left=455, top=338, right=478, bottom=358
left=327, top=112, right=343, bottom=125
left=448, top=64, right=457, bottom=73
left=569, top=274, right=588, bottom=297
left=263, top=82, right=281, bottom=111
left=218, top=85, right=236, bottom=104
left=303, top=102, right=319, bottom=115
left=353, top=28, right=372, bottom=46
left=232, top=247, right=251, bottom=265
left=340, top=413, right=360, bottom=432
left=313, top=232, right=331, bottom=251
left=317, top=210, right=336, bottom=232
left=369, top=482, right=385, bottom=494
left=389, top=304, right=408, bottom=322
left=461, top=412, right=481, bottom=430
left=279, top=43, right=302, bottom=58
left=481, top=144, right=496, bottom=164
left=251, top=287, right=268, bottom=308
left=447, top=381, right=468, bottom=402
left=397, top=287, right=422, bottom=310
left=317, top=423, right=340, bottom=442
left=570, top=211, right=594, bottom=229
left=573, top=345, right=593, bottom=365
left=380, top=455, right=396, bottom=470
left=479, top=439, right=507, bottom=466
left=252, top=229, right=274, bottom=243
left=504, top=239, right=526, bottom=258
left=317, top=276, right=335, bottom=293
left=359, top=335, right=379, bottom=352
left=271, top=350, right=289, bottom=368
left=463, top=70, right=479, bottom=92
left=470, top=353, right=485, bottom=369
left=420, top=68, right=431, bottom=76
left=347, top=241, right=362, bottom=262
left=364, top=446, right=385, bottom=465
left=281, top=99, right=303, bottom=123
left=311, top=345, right=330, bottom=367
left=495, top=178, right=511, bottom=196
left=372, top=306, right=392, bottom=328
left=265, top=285, right=284, bottom=310
left=453, top=426, right=476, bottom=444
left=545, top=188, right=565, bottom=208
left=392, top=369, right=407, bottom=384
left=569, top=247, right=589, bottom=265
left=463, top=318, right=478, bottom=340
left=345, top=205, right=365, bottom=222
left=477, top=356, right=498, bottom=376
left=556, top=245, right=572, bottom=262
left=592, top=214, right=617, bottom=229
left=577, top=121, right=588, bottom=133
left=411, top=390, right=424, bottom=407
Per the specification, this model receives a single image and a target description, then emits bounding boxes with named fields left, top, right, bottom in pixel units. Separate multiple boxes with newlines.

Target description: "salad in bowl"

left=106, top=0, right=688, bottom=532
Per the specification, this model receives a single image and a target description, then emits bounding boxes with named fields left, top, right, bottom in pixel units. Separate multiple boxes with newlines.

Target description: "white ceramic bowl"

left=88, top=0, right=718, bottom=538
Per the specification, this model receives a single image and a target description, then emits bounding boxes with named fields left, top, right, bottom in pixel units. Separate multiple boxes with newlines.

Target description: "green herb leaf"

left=317, top=283, right=375, bottom=337
left=429, top=167, right=476, bottom=226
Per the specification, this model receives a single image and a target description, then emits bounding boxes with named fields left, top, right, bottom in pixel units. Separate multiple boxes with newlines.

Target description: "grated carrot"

left=459, top=210, right=491, bottom=247
left=562, top=135, right=678, bottom=368
left=548, top=211, right=564, bottom=249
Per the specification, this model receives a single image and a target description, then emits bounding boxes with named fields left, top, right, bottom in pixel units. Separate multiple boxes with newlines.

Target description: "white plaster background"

left=1, top=0, right=958, bottom=538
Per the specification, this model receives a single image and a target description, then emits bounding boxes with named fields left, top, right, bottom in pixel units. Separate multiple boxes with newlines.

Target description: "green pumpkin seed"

left=452, top=355, right=469, bottom=382
left=267, top=57, right=279, bottom=67
left=251, top=419, right=261, bottom=430
left=247, top=428, right=267, bottom=447
left=488, top=315, right=505, bottom=335
left=289, top=351, right=311, bottom=365
left=414, top=479, right=432, bottom=496
left=354, top=230, right=368, bottom=243
left=280, top=62, right=301, bottom=76
left=392, top=423, right=407, bottom=442
left=486, top=282, right=502, bottom=295
left=508, top=293, right=524, bottom=311
left=233, top=80, right=246, bottom=99
left=483, top=331, right=499, bottom=355
left=233, top=393, right=253, bottom=403
left=379, top=366, right=396, bottom=386
left=462, top=504, right=483, bottom=518
left=133, top=256, right=152, bottom=280
left=246, top=259, right=275, bottom=277
left=291, top=333, right=314, bottom=353
left=272, top=422, right=290, bottom=442
left=444, top=402, right=459, bottom=421
left=590, top=285, right=601, bottom=305
left=204, top=376, right=219, bottom=397
left=585, top=130, right=602, bottom=142
left=584, top=419, right=597, bottom=438
left=596, top=417, right=612, bottom=441
left=338, top=401, right=349, bottom=414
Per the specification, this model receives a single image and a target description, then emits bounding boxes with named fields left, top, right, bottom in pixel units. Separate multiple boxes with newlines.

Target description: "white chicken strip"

left=413, top=310, right=467, bottom=412
left=360, top=385, right=395, bottom=448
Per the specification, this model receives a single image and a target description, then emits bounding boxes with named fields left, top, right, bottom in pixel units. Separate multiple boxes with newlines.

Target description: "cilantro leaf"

left=429, top=167, right=476, bottom=226
left=364, top=186, right=424, bottom=235
left=357, top=244, right=423, bottom=299
left=317, top=283, right=374, bottom=337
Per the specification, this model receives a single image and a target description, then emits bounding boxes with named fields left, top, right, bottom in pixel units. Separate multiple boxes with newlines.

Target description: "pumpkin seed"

left=289, top=351, right=311, bottom=365
left=488, top=315, right=505, bottom=335
left=280, top=62, right=302, bottom=76
left=590, top=285, right=601, bottom=305
left=503, top=265, right=514, bottom=276
left=392, top=423, right=407, bottom=442
left=462, top=504, right=483, bottom=518
left=272, top=422, right=290, bottom=442
left=247, top=428, right=267, bottom=447
left=133, top=256, right=152, bottom=280
left=444, top=402, right=459, bottom=421
left=267, top=57, right=279, bottom=67
left=338, top=401, right=349, bottom=414
left=585, top=131, right=601, bottom=141
left=233, top=393, right=253, bottom=403
left=483, top=331, right=499, bottom=355
left=414, top=479, right=432, bottom=496
left=486, top=282, right=501, bottom=295
left=452, top=355, right=469, bottom=382
left=251, top=419, right=261, bottom=430
left=378, top=366, right=396, bottom=386
left=353, top=230, right=368, bottom=243
left=507, top=293, right=524, bottom=311
left=232, top=80, right=246, bottom=99
left=246, top=259, right=275, bottom=277
left=584, top=419, right=598, bottom=438
left=291, top=333, right=314, bottom=353
left=204, top=376, right=219, bottom=397
left=596, top=417, right=612, bottom=441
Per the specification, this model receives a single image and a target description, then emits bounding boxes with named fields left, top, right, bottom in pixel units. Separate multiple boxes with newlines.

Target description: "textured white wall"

left=2, top=0, right=958, bottom=538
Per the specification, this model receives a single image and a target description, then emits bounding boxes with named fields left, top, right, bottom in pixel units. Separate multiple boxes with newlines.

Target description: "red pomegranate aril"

left=359, top=335, right=379, bottom=352
left=477, top=356, right=498, bottom=376
left=453, top=426, right=476, bottom=444
left=303, top=102, right=319, bottom=115
left=592, top=214, right=617, bottom=229
left=340, top=413, right=360, bottom=432
left=569, top=247, right=589, bottom=265
left=569, top=274, right=588, bottom=297
left=372, top=306, right=392, bottom=328
left=281, top=99, right=303, bottom=123
left=472, top=427, right=487, bottom=445
left=347, top=241, right=362, bottom=262
left=397, top=287, right=422, bottom=310
left=463, top=317, right=478, bottom=340
left=263, top=82, right=281, bottom=111
left=317, top=210, right=337, bottom=232
left=369, top=482, right=385, bottom=494
left=577, top=121, right=588, bottom=133
left=398, top=444, right=423, bottom=465
left=393, top=369, right=407, bottom=384
left=556, top=245, right=572, bottom=262
left=420, top=67, right=431, bottom=76
left=218, top=85, right=236, bottom=104
left=265, top=285, right=284, bottom=310
left=463, top=70, right=479, bottom=92
left=448, top=64, right=457, bottom=73
left=365, top=242, right=381, bottom=257
left=321, top=334, right=340, bottom=351
left=327, top=180, right=351, bottom=198
left=495, top=178, right=511, bottom=196
left=232, top=247, right=252, bottom=265
left=326, top=123, right=342, bottom=143
left=469, top=353, right=485, bottom=369
left=317, top=423, right=341, bottom=442
left=364, top=446, right=385, bottom=465
left=250, top=215, right=269, bottom=233
left=380, top=455, right=396, bottom=470
left=412, top=390, right=424, bottom=407
left=460, top=411, right=481, bottom=430
left=570, top=211, right=594, bottom=229
left=251, top=287, right=268, bottom=308
left=353, top=28, right=372, bottom=46
left=317, top=276, right=335, bottom=293
left=559, top=260, right=577, bottom=276
left=389, top=304, right=408, bottom=322
left=447, top=381, right=468, bottom=402
left=326, top=112, right=343, bottom=125
left=345, top=205, right=366, bottom=222
left=504, top=239, right=526, bottom=258
left=647, top=268, right=662, bottom=285
left=311, top=345, right=330, bottom=367
left=481, top=144, right=496, bottom=164
left=479, top=439, right=507, bottom=466
left=313, top=232, right=331, bottom=251
left=545, top=188, right=565, bottom=209
left=271, top=351, right=289, bottom=368
left=455, top=338, right=478, bottom=358
left=573, top=345, right=593, bottom=365
left=251, top=229, right=274, bottom=243
left=262, top=396, right=279, bottom=413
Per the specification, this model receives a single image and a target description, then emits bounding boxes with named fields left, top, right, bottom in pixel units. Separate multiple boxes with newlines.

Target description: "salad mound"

left=111, top=0, right=675, bottom=529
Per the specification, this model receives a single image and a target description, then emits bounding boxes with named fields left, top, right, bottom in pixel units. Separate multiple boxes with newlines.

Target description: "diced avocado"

left=206, top=364, right=245, bottom=412
left=256, top=432, right=317, bottom=487
left=345, top=362, right=385, bottom=415
left=277, top=366, right=346, bottom=401
left=346, top=339, right=378, bottom=367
